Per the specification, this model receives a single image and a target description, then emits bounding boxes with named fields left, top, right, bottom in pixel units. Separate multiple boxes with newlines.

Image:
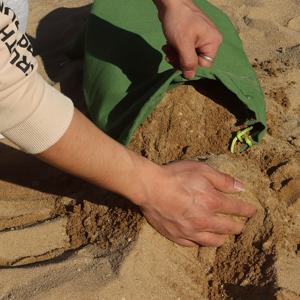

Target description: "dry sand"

left=0, top=0, right=299, bottom=299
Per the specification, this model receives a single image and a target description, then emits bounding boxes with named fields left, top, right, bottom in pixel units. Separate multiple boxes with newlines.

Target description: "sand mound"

left=129, top=80, right=247, bottom=164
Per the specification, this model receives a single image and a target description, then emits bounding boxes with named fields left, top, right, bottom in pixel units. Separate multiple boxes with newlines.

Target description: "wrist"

left=154, top=0, right=195, bottom=22
left=123, top=151, right=166, bottom=207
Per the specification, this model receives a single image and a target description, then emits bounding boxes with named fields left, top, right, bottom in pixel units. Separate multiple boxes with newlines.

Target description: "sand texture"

left=0, top=0, right=299, bottom=299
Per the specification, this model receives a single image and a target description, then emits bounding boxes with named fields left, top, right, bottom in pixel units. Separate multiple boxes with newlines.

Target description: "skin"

left=38, top=110, right=256, bottom=247
left=154, top=0, right=223, bottom=78
left=37, top=0, right=256, bottom=247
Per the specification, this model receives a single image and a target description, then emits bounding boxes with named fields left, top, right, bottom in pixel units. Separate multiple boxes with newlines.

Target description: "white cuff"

left=3, top=84, right=74, bottom=154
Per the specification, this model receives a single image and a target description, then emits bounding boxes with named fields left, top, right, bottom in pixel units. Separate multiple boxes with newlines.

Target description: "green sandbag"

left=83, top=0, right=266, bottom=146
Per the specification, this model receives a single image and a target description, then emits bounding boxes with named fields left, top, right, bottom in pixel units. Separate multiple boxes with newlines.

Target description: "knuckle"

left=235, top=203, right=245, bottom=215
left=204, top=197, right=221, bottom=212
left=180, top=228, right=191, bottom=238
left=195, top=218, right=209, bottom=231
left=179, top=223, right=193, bottom=237
left=223, top=174, right=234, bottom=188
left=198, top=162, right=208, bottom=170
left=197, top=163, right=211, bottom=173
left=212, top=28, right=223, bottom=43
left=216, top=33, right=223, bottom=44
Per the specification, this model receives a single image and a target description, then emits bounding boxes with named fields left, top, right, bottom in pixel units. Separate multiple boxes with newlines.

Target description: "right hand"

left=139, top=160, right=256, bottom=247
left=155, top=0, right=223, bottom=78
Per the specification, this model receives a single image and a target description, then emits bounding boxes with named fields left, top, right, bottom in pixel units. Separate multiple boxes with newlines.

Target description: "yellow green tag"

left=230, top=126, right=254, bottom=153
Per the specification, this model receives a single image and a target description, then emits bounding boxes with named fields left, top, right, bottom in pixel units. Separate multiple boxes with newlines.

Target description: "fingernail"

left=184, top=71, right=195, bottom=79
left=234, top=180, right=245, bottom=192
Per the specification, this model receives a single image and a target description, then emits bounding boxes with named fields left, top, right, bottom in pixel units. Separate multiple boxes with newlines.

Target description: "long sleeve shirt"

left=0, top=1, right=74, bottom=154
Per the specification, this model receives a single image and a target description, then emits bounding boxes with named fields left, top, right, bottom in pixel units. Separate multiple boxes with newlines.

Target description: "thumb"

left=176, top=41, right=198, bottom=79
left=203, top=165, right=245, bottom=194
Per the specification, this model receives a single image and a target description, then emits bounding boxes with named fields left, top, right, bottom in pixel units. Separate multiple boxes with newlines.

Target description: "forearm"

left=37, top=109, right=162, bottom=205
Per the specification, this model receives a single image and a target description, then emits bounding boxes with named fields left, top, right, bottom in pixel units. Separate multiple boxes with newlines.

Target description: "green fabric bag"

left=83, top=0, right=266, bottom=146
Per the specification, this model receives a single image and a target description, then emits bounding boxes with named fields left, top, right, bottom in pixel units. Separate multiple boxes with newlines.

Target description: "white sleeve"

left=0, top=2, right=74, bottom=153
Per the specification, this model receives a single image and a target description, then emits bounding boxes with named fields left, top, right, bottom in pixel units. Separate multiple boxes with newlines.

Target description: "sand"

left=0, top=0, right=299, bottom=299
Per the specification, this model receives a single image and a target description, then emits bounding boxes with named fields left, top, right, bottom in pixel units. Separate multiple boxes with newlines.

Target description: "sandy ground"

left=0, top=0, right=300, bottom=299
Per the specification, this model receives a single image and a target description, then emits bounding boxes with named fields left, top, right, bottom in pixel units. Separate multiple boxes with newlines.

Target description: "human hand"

left=154, top=0, right=223, bottom=78
left=139, top=160, right=256, bottom=247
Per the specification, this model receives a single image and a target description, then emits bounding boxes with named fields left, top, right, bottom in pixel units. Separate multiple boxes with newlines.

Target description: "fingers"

left=163, top=42, right=198, bottom=79
left=193, top=232, right=226, bottom=247
left=197, top=50, right=215, bottom=68
left=189, top=214, right=244, bottom=235
left=204, top=215, right=244, bottom=235
left=176, top=239, right=199, bottom=247
left=214, top=191, right=257, bottom=218
left=177, top=215, right=243, bottom=247
left=200, top=164, right=245, bottom=194
left=167, top=162, right=245, bottom=194
left=176, top=236, right=225, bottom=248
left=177, top=232, right=227, bottom=247
left=201, top=186, right=256, bottom=218
left=181, top=215, right=245, bottom=247
left=164, top=30, right=222, bottom=78
left=172, top=40, right=198, bottom=79
left=196, top=34, right=222, bottom=68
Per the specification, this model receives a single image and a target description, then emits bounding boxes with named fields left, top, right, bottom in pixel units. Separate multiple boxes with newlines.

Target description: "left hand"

left=154, top=0, right=223, bottom=79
